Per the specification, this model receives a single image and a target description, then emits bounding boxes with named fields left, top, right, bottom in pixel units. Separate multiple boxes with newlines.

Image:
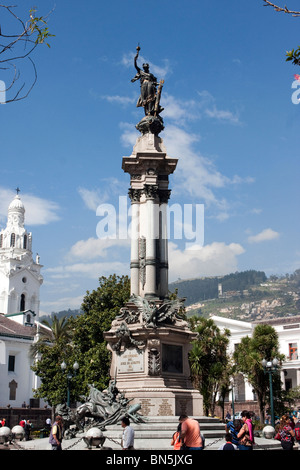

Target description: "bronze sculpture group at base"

left=55, top=381, right=145, bottom=442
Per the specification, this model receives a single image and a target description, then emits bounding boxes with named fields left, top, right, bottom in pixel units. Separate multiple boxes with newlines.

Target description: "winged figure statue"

left=130, top=294, right=185, bottom=328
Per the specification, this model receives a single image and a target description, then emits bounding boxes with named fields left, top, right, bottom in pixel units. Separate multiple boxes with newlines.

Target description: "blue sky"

left=1, top=0, right=299, bottom=315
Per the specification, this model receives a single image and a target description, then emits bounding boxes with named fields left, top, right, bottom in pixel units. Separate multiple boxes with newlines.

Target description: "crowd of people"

left=170, top=411, right=254, bottom=451
left=274, top=413, right=300, bottom=451
left=171, top=409, right=300, bottom=451
left=0, top=417, right=33, bottom=441
left=2, top=408, right=299, bottom=450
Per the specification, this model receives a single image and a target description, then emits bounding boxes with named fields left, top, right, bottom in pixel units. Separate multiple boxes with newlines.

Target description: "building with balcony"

left=212, top=315, right=300, bottom=405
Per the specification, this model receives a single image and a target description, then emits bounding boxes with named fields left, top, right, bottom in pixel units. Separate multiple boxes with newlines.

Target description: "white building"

left=0, top=193, right=45, bottom=407
left=0, top=193, right=43, bottom=318
left=212, top=315, right=300, bottom=402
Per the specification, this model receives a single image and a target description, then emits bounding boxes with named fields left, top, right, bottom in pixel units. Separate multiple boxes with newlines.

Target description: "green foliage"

left=31, top=342, right=78, bottom=407
left=28, top=8, right=55, bottom=47
left=286, top=46, right=300, bottom=65
left=70, top=274, right=130, bottom=393
left=32, top=275, right=130, bottom=405
left=189, top=317, right=231, bottom=416
left=233, top=324, right=284, bottom=422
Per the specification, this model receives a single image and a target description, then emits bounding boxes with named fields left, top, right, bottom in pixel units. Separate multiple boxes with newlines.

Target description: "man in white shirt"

left=121, top=417, right=135, bottom=450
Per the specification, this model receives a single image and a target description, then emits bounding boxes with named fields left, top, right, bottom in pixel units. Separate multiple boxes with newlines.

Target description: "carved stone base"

left=120, top=388, right=203, bottom=417
left=104, top=307, right=203, bottom=417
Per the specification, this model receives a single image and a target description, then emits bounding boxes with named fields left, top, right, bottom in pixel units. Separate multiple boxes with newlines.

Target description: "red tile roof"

left=0, top=313, right=36, bottom=339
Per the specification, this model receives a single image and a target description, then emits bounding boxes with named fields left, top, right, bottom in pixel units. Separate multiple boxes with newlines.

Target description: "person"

left=171, top=423, right=182, bottom=450
left=294, top=417, right=300, bottom=445
left=218, top=433, right=238, bottom=450
left=24, top=420, right=32, bottom=441
left=225, top=418, right=242, bottom=447
left=121, top=416, right=134, bottom=450
left=45, top=417, right=51, bottom=429
left=1, top=418, right=6, bottom=427
left=49, top=415, right=63, bottom=450
left=178, top=415, right=203, bottom=450
left=278, top=414, right=295, bottom=450
left=237, top=410, right=254, bottom=450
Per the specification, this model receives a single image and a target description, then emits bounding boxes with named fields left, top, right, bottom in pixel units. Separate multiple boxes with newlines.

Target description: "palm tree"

left=30, top=315, right=74, bottom=358
left=189, top=317, right=230, bottom=416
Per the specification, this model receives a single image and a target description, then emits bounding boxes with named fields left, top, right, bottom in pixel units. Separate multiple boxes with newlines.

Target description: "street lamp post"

left=61, top=361, right=79, bottom=407
left=231, top=379, right=235, bottom=420
left=262, top=358, right=279, bottom=428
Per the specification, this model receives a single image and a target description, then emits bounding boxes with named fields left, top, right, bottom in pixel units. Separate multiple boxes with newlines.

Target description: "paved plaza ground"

left=4, top=433, right=290, bottom=451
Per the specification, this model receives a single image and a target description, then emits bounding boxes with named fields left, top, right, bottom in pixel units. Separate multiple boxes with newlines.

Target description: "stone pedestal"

left=105, top=307, right=203, bottom=417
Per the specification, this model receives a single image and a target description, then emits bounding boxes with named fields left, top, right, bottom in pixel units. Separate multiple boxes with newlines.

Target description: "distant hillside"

left=39, top=308, right=82, bottom=323
left=40, top=270, right=300, bottom=324
left=169, top=270, right=267, bottom=306
left=170, top=269, right=300, bottom=322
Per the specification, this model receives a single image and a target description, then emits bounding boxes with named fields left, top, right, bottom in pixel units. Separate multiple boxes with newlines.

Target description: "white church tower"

left=0, top=191, right=43, bottom=325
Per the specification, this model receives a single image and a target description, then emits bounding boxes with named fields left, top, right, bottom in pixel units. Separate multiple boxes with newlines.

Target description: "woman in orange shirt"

left=171, top=424, right=182, bottom=450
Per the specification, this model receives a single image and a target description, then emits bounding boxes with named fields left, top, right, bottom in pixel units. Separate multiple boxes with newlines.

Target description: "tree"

left=30, top=315, right=78, bottom=408
left=31, top=275, right=131, bottom=408
left=30, top=314, right=73, bottom=358
left=0, top=4, right=54, bottom=103
left=188, top=317, right=231, bottom=416
left=233, top=324, right=284, bottom=423
left=262, top=1, right=300, bottom=66
left=69, top=274, right=131, bottom=392
left=216, top=358, right=236, bottom=421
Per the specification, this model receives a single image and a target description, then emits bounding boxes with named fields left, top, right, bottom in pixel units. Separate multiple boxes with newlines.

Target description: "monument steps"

left=104, top=416, right=226, bottom=450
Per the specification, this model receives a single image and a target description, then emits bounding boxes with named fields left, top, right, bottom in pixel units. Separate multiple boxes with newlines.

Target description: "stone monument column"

left=104, top=47, right=203, bottom=417
left=123, top=133, right=177, bottom=299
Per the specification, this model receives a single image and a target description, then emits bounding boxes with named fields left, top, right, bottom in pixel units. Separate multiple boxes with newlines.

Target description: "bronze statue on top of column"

left=131, top=45, right=164, bottom=136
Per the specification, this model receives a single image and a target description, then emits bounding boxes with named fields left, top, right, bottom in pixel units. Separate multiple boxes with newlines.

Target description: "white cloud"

left=78, top=187, right=106, bottom=211
left=250, top=208, right=263, bottom=215
left=119, top=120, right=253, bottom=221
left=46, top=260, right=129, bottom=280
left=168, top=241, right=245, bottom=281
left=247, top=228, right=280, bottom=244
left=205, top=105, right=240, bottom=125
left=0, top=187, right=60, bottom=226
left=89, top=89, right=136, bottom=107
left=41, top=295, right=84, bottom=313
left=78, top=178, right=128, bottom=212
left=161, top=94, right=199, bottom=123
left=66, top=237, right=130, bottom=261
left=163, top=125, right=252, bottom=212
left=45, top=237, right=130, bottom=284
left=197, top=90, right=242, bottom=125
left=120, top=122, right=139, bottom=148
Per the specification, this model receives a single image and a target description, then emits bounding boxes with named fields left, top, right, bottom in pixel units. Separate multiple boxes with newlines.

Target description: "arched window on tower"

left=23, top=234, right=27, bottom=249
left=10, top=233, right=16, bottom=247
left=20, top=293, right=25, bottom=311
left=0, top=233, right=3, bottom=248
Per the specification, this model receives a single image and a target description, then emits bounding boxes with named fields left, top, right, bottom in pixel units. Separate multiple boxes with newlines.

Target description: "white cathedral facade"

left=0, top=193, right=45, bottom=407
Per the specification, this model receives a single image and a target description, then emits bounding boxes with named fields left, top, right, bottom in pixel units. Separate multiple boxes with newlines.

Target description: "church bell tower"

left=0, top=191, right=43, bottom=325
